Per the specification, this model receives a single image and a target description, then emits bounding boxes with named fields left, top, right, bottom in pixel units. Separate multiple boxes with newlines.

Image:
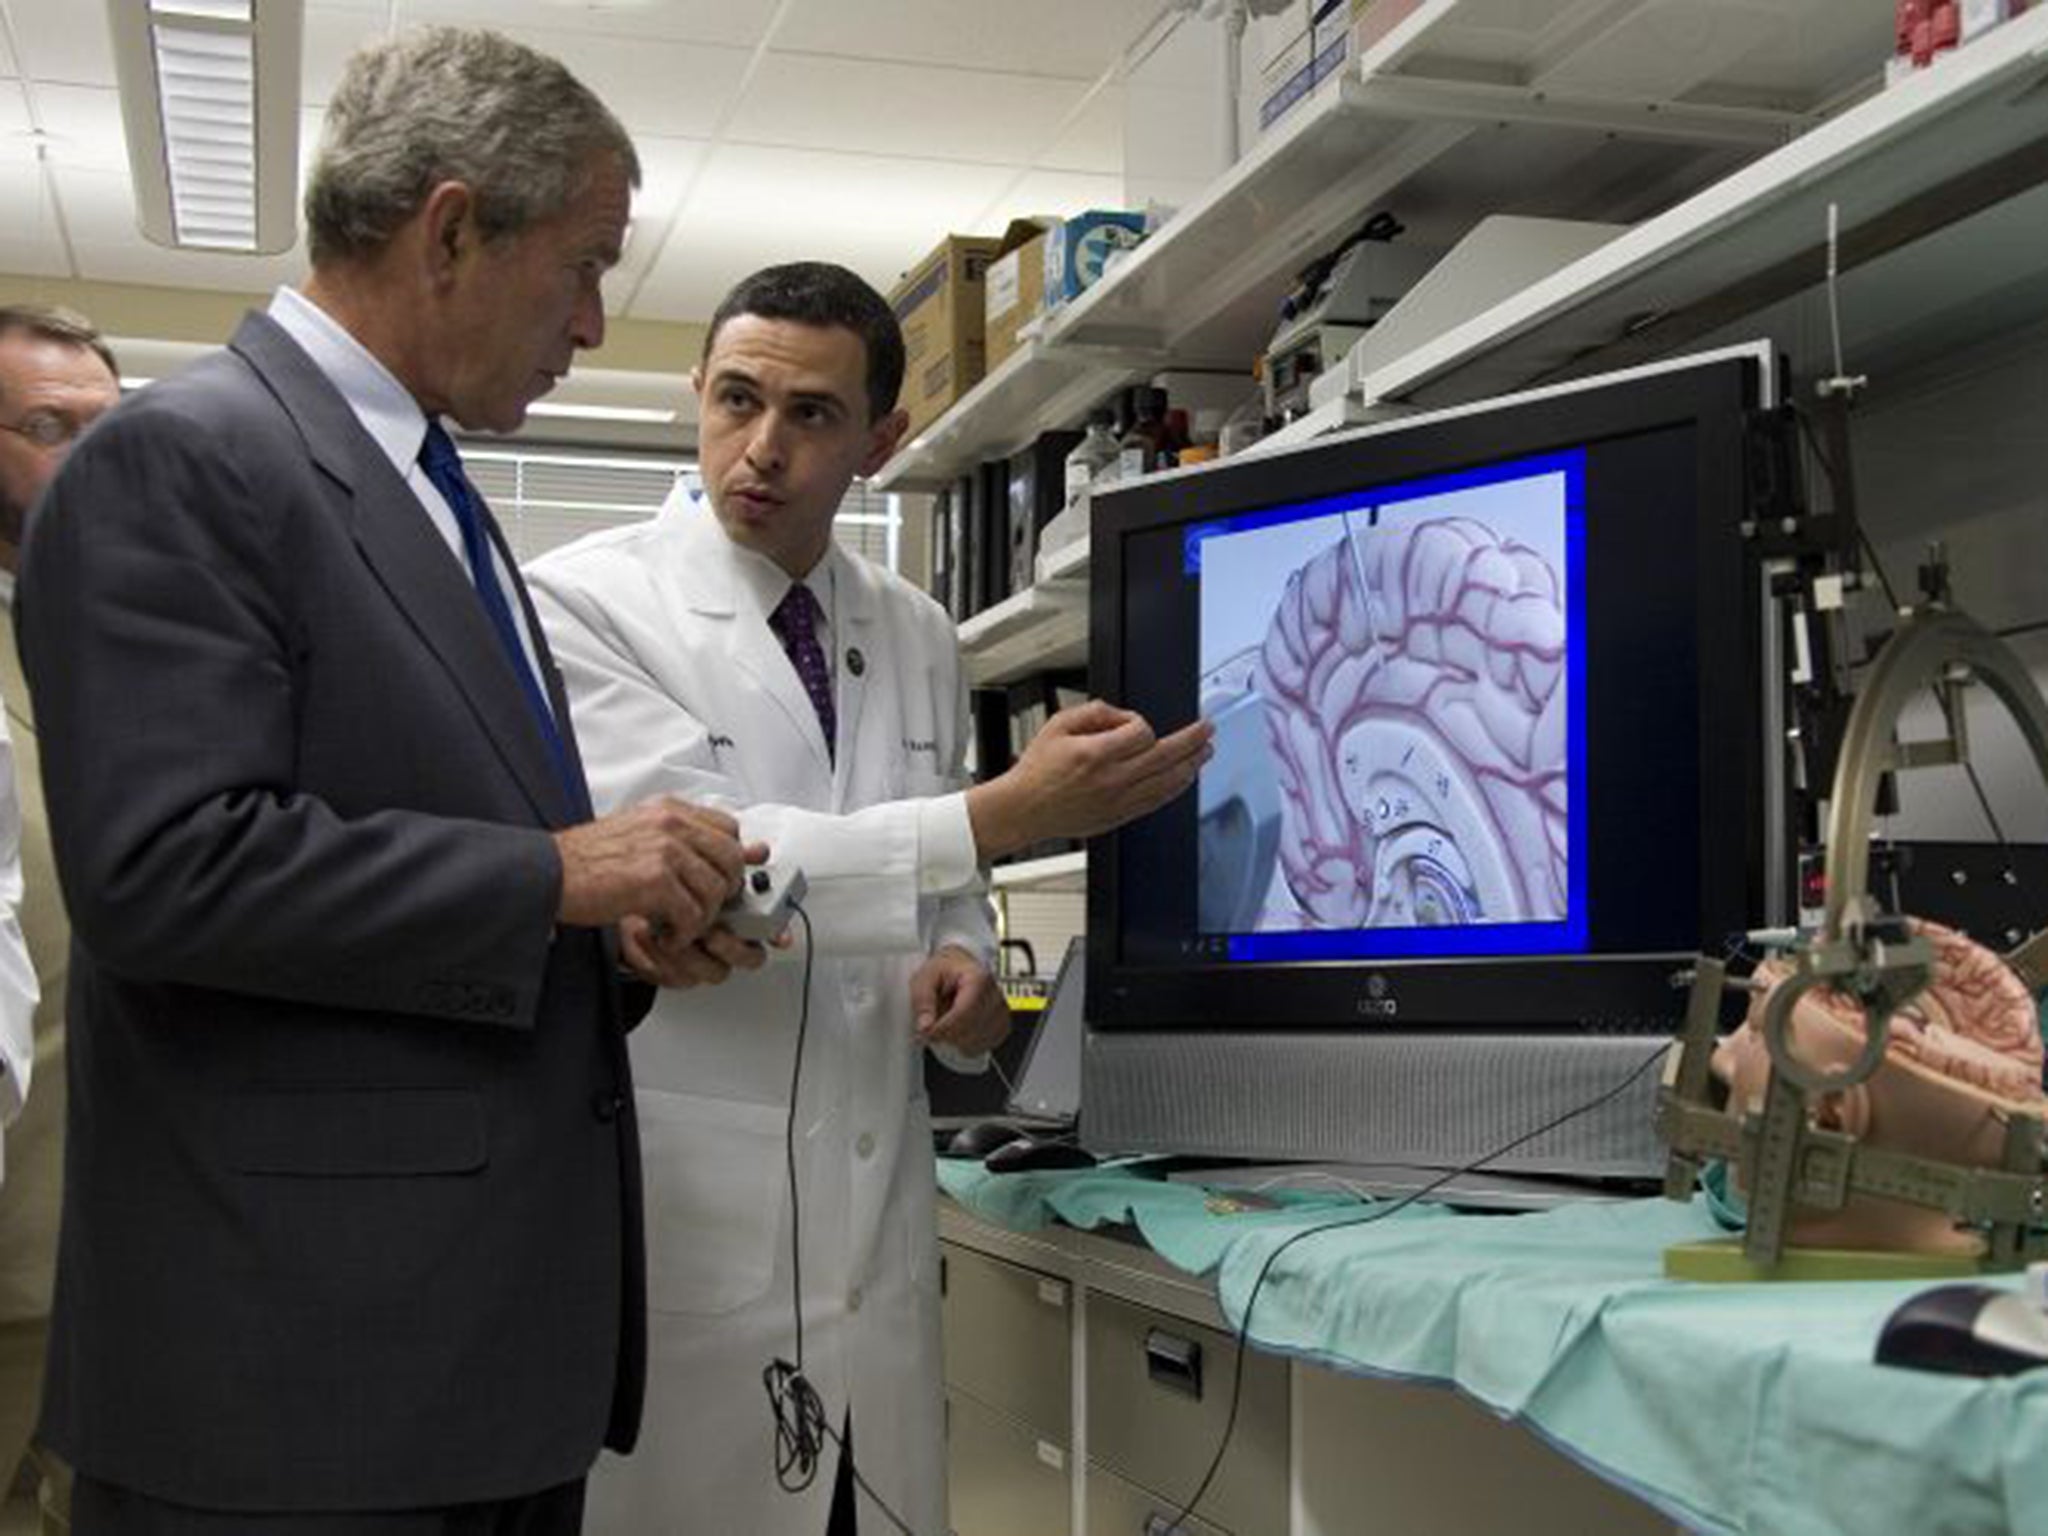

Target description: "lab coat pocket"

left=636, top=1087, right=788, bottom=1316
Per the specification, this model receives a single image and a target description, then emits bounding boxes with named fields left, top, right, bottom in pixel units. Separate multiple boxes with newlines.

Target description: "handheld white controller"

left=720, top=864, right=807, bottom=943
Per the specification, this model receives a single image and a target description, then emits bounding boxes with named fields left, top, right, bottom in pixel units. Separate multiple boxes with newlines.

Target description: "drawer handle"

left=1144, top=1327, right=1203, bottom=1400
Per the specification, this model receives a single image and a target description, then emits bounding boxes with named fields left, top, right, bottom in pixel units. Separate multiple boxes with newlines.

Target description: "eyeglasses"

left=0, top=411, right=91, bottom=451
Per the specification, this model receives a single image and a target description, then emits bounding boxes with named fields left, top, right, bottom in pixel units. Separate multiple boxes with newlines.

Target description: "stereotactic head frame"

left=1657, top=606, right=2048, bottom=1275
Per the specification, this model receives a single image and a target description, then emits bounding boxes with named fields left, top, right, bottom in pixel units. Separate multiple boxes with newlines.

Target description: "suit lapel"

left=229, top=314, right=568, bottom=827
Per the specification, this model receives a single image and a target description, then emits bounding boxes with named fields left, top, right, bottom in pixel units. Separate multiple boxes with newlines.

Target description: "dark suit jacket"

left=15, top=312, right=645, bottom=1512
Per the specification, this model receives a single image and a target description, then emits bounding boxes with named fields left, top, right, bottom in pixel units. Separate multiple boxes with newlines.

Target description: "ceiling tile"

left=0, top=163, right=67, bottom=277
left=391, top=0, right=784, bottom=50
left=629, top=143, right=1013, bottom=323
left=0, top=20, right=17, bottom=78
left=608, top=134, right=707, bottom=310
left=979, top=168, right=1128, bottom=228
left=304, top=7, right=394, bottom=106
left=679, top=142, right=1013, bottom=247
left=28, top=85, right=127, bottom=174
left=630, top=223, right=932, bottom=327
left=47, top=164, right=149, bottom=247
left=303, top=14, right=747, bottom=138
left=773, top=0, right=1158, bottom=80
left=520, top=27, right=750, bottom=141
left=1038, top=83, right=1124, bottom=175
left=9, top=0, right=115, bottom=88
left=727, top=54, right=1095, bottom=169
left=0, top=82, right=29, bottom=152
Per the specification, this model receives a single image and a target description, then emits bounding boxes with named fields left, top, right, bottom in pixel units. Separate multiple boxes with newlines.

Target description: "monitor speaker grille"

left=1082, top=1031, right=1671, bottom=1178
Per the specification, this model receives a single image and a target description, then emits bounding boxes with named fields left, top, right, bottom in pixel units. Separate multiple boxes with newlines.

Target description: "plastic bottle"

left=1061, top=409, right=1120, bottom=509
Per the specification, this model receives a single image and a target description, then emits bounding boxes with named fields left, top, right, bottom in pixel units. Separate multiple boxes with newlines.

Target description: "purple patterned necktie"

left=768, top=582, right=836, bottom=763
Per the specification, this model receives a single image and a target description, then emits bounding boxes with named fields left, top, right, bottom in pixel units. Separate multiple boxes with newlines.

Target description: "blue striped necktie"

left=417, top=421, right=590, bottom=817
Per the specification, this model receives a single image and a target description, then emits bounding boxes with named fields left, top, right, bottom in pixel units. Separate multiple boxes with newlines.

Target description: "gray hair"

left=304, top=27, right=640, bottom=265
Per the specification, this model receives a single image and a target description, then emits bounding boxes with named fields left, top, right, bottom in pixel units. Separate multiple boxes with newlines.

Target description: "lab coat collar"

left=659, top=485, right=881, bottom=627
left=661, top=489, right=882, bottom=790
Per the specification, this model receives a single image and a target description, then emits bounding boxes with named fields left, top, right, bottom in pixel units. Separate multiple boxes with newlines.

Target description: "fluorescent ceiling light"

left=119, top=376, right=156, bottom=390
left=108, top=0, right=302, bottom=253
left=526, top=402, right=680, bottom=424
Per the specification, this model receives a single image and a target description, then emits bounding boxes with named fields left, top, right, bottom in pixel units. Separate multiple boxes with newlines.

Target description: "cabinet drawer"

left=940, top=1241, right=1072, bottom=1442
left=946, top=1389, right=1072, bottom=1536
left=1085, top=1458, right=1231, bottom=1536
left=1085, top=1292, right=1287, bottom=1536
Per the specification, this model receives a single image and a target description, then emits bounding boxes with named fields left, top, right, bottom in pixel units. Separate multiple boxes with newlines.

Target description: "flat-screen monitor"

left=1084, top=345, right=1785, bottom=1176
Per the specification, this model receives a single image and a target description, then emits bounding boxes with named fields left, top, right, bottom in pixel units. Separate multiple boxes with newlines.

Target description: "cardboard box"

left=1336, top=0, right=1422, bottom=62
left=889, top=233, right=1003, bottom=441
left=1255, top=21, right=1316, bottom=132
left=984, top=218, right=1052, bottom=374
left=1258, top=0, right=1421, bottom=135
left=1043, top=211, right=1147, bottom=308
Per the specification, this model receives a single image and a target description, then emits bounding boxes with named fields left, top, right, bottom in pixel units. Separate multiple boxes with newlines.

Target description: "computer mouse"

left=945, top=1121, right=1025, bottom=1160
left=1875, top=1284, right=2048, bottom=1376
left=982, top=1137, right=1099, bottom=1174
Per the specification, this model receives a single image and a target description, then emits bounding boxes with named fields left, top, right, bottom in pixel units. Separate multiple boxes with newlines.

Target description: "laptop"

left=1002, top=934, right=1084, bottom=1131
left=931, top=935, right=1084, bottom=1146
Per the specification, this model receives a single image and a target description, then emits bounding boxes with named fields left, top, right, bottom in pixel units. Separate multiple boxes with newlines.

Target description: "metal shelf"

left=875, top=0, right=1884, bottom=496
left=1348, top=8, right=2048, bottom=412
left=1033, top=533, right=1090, bottom=588
left=871, top=341, right=1152, bottom=494
left=957, top=537, right=1092, bottom=687
left=958, top=578, right=1088, bottom=688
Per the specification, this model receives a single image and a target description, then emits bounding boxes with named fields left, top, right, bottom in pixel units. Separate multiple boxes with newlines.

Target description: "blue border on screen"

left=1184, top=448, right=1591, bottom=963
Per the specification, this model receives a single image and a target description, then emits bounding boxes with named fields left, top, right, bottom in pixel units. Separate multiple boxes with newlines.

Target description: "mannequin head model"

left=1713, top=918, right=2046, bottom=1254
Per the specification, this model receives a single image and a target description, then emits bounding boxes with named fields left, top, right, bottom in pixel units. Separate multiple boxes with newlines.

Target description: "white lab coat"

left=528, top=493, right=994, bottom=1536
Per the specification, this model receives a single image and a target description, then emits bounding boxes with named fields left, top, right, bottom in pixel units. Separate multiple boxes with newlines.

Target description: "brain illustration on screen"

left=1202, top=507, right=1569, bottom=934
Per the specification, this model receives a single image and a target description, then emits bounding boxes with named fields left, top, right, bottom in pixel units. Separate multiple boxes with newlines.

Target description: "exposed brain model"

left=1713, top=919, right=2048, bottom=1254
left=1210, top=511, right=1569, bottom=933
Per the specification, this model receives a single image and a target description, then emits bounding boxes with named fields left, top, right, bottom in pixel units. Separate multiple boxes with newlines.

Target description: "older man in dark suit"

left=17, top=27, right=760, bottom=1536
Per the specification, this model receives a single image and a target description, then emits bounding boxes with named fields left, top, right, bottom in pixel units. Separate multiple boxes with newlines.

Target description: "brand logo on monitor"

left=1357, top=974, right=1398, bottom=1018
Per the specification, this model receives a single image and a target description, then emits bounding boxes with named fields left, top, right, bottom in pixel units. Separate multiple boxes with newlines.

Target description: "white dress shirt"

left=267, top=286, right=553, bottom=711
left=0, top=570, right=43, bottom=1180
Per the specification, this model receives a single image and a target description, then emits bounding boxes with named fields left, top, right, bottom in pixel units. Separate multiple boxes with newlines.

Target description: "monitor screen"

left=1089, top=347, right=1781, bottom=1040
left=1191, top=447, right=1587, bottom=962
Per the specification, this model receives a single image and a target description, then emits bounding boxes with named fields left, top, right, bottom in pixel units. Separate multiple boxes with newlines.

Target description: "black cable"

left=1163, top=1041, right=1672, bottom=1534
left=761, top=901, right=920, bottom=1536
left=764, top=902, right=823, bottom=1495
left=1998, top=617, right=2048, bottom=644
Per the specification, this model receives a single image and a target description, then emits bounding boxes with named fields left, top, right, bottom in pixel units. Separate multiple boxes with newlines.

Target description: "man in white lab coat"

left=528, top=261, right=1210, bottom=1536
